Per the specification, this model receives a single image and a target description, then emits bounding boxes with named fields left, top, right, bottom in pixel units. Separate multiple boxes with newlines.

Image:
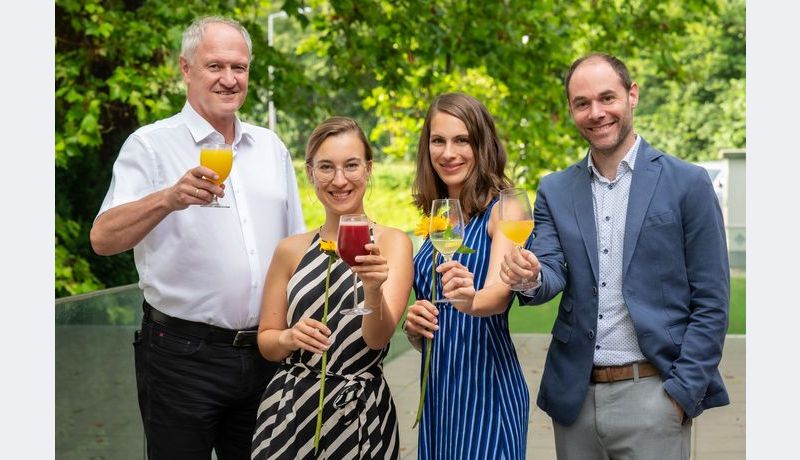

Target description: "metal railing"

left=55, top=284, right=145, bottom=459
left=55, top=283, right=410, bottom=459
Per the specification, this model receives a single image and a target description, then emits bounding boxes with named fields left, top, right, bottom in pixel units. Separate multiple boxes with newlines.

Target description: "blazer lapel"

left=623, top=140, right=662, bottom=277
left=573, top=155, right=599, bottom=282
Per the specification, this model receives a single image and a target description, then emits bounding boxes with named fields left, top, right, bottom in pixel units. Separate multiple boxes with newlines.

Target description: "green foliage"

left=295, top=160, right=420, bottom=232
left=635, top=0, right=746, bottom=160
left=56, top=0, right=745, bottom=296
left=297, top=0, right=742, bottom=186
left=55, top=0, right=317, bottom=296
left=55, top=216, right=103, bottom=296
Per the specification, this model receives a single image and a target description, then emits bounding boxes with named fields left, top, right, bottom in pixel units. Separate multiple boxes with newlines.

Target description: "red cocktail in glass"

left=337, top=214, right=373, bottom=315
left=337, top=222, right=371, bottom=267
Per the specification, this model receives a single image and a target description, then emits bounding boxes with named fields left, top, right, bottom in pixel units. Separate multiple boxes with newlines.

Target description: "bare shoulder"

left=487, top=201, right=501, bottom=235
left=373, top=224, right=411, bottom=249
left=272, top=231, right=317, bottom=269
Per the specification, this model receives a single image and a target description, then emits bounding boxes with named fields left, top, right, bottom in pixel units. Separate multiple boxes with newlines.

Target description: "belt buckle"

left=232, top=330, right=257, bottom=347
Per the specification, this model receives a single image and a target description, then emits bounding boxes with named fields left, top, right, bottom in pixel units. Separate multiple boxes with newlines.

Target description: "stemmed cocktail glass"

left=200, top=143, right=233, bottom=208
left=337, top=214, right=373, bottom=315
left=499, top=187, right=537, bottom=290
left=429, top=199, right=467, bottom=304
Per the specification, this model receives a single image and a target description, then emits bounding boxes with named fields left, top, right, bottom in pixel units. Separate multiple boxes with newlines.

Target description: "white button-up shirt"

left=97, top=102, right=305, bottom=329
left=588, top=135, right=647, bottom=366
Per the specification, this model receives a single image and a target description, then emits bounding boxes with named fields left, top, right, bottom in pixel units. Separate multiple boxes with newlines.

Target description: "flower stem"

left=413, top=248, right=438, bottom=428
left=314, top=255, right=333, bottom=453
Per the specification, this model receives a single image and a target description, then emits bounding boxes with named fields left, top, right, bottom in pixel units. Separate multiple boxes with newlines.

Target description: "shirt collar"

left=181, top=101, right=255, bottom=147
left=587, top=134, right=641, bottom=179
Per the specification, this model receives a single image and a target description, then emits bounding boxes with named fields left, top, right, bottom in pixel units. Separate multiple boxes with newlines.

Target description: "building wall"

left=723, top=149, right=746, bottom=270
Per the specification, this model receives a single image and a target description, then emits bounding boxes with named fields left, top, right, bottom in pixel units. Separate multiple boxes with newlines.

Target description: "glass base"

left=433, top=298, right=468, bottom=305
left=340, top=306, right=373, bottom=316
left=510, top=279, right=539, bottom=291
left=201, top=203, right=229, bottom=208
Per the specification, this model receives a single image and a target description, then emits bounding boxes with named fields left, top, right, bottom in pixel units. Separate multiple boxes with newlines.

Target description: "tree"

left=635, top=0, right=746, bottom=160
left=55, top=0, right=745, bottom=296
left=294, top=0, right=739, bottom=183
left=55, top=0, right=320, bottom=296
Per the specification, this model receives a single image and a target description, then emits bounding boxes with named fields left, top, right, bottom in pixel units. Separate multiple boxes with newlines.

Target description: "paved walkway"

left=385, top=334, right=745, bottom=459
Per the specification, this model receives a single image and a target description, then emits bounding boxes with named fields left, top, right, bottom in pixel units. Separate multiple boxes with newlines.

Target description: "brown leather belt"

left=591, top=361, right=659, bottom=383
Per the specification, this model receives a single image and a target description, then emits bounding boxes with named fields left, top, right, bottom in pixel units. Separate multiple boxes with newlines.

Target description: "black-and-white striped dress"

left=251, top=234, right=399, bottom=459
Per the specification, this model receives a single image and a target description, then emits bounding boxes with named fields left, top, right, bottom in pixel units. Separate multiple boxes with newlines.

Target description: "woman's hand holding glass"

left=349, top=243, right=389, bottom=303
left=438, top=260, right=476, bottom=310
left=429, top=198, right=468, bottom=304
left=337, top=214, right=373, bottom=315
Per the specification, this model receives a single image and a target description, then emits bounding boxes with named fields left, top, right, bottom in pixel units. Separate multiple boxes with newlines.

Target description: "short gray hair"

left=181, top=16, right=253, bottom=64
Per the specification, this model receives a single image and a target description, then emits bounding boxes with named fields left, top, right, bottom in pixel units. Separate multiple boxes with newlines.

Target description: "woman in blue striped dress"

left=404, top=93, right=530, bottom=459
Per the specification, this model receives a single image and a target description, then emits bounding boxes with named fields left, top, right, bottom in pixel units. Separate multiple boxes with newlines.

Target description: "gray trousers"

left=553, top=375, right=692, bottom=460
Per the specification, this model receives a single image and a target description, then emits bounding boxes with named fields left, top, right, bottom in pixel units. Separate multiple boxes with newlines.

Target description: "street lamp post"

left=266, top=8, right=311, bottom=133
left=267, top=11, right=288, bottom=132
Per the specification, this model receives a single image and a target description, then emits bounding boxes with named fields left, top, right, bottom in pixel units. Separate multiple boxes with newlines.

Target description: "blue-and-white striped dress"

left=413, top=198, right=529, bottom=459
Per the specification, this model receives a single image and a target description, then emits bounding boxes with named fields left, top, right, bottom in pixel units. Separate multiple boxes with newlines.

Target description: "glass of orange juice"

left=499, top=187, right=537, bottom=290
left=200, top=143, right=233, bottom=208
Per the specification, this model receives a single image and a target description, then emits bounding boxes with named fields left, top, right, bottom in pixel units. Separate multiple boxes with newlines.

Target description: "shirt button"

left=599, top=314, right=604, bottom=319
left=603, top=248, right=609, bottom=254
left=608, top=184, right=614, bottom=190
left=242, top=217, right=248, bottom=223
left=595, top=345, right=600, bottom=350
left=605, top=216, right=610, bottom=221
left=588, top=330, right=595, bottom=339
left=601, top=282, right=607, bottom=287
left=251, top=282, right=257, bottom=289
left=249, top=249, right=255, bottom=255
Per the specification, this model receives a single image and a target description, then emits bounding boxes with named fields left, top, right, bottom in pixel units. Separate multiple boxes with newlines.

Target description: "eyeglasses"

left=311, top=161, right=367, bottom=183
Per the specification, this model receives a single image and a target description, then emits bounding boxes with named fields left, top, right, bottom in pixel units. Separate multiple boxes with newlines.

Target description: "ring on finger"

left=194, top=188, right=199, bottom=198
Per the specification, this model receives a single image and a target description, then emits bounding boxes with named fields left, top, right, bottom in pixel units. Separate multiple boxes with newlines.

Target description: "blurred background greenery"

left=55, top=0, right=745, bottom=297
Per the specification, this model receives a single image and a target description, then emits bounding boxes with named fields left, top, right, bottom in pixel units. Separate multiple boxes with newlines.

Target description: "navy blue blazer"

left=520, top=138, right=730, bottom=426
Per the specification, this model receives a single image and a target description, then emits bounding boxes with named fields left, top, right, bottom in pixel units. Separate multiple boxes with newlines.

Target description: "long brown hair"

left=412, top=92, right=512, bottom=217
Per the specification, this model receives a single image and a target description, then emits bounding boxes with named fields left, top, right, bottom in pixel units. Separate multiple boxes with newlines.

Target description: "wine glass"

left=499, top=187, right=538, bottom=290
left=429, top=199, right=467, bottom=304
left=199, top=143, right=233, bottom=208
left=337, top=214, right=373, bottom=315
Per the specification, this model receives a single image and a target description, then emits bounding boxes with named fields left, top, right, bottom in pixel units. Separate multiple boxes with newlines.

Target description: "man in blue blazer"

left=501, top=53, right=730, bottom=458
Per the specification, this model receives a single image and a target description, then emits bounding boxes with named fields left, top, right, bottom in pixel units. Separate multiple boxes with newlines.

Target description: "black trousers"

left=134, top=312, right=277, bottom=459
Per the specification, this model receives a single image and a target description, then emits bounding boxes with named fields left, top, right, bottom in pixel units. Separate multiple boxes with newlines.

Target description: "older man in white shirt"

left=90, top=16, right=304, bottom=460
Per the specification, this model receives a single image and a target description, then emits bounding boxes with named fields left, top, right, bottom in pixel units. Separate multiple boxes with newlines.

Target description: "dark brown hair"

left=564, top=52, right=633, bottom=99
left=304, top=116, right=373, bottom=178
left=412, top=92, right=512, bottom=217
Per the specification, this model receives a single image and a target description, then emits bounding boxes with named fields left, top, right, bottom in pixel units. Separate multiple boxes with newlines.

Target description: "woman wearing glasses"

left=403, top=93, right=530, bottom=459
left=251, top=117, right=413, bottom=459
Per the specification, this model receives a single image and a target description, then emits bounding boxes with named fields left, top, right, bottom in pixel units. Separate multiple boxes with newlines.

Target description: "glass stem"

left=352, top=272, right=359, bottom=310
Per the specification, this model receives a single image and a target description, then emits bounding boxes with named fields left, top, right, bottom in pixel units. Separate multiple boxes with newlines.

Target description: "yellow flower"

left=414, top=215, right=449, bottom=237
left=319, top=239, right=338, bottom=257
